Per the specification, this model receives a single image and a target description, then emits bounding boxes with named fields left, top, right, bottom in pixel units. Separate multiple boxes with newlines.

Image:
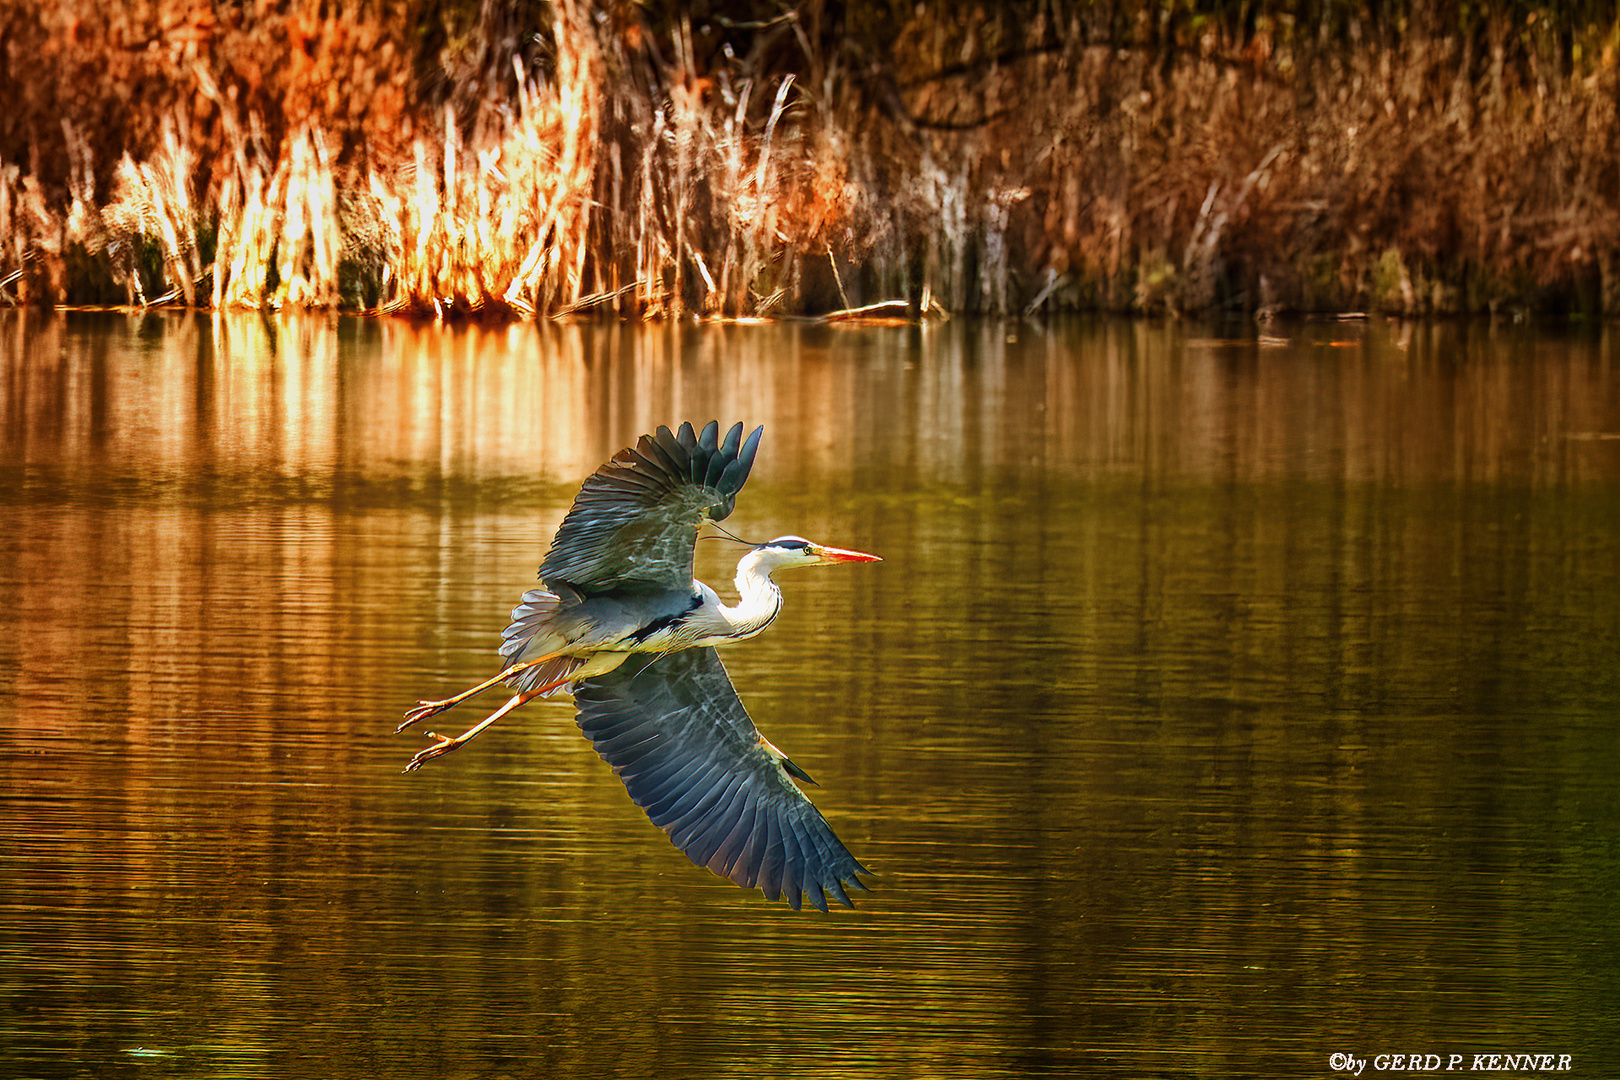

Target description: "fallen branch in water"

left=552, top=281, right=652, bottom=318
left=820, top=299, right=912, bottom=322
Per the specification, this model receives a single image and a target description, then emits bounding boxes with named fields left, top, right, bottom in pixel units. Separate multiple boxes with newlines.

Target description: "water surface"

left=2, top=311, right=1618, bottom=1077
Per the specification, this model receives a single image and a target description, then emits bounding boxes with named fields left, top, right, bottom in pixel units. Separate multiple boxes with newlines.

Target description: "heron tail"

left=501, top=587, right=592, bottom=695
left=502, top=587, right=565, bottom=660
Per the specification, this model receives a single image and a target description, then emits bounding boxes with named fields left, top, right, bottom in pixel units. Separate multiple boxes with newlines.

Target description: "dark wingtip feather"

left=635, top=431, right=681, bottom=480
left=736, top=425, right=764, bottom=486
left=717, top=458, right=748, bottom=493
left=720, top=421, right=744, bottom=457
left=703, top=451, right=729, bottom=490
left=674, top=422, right=704, bottom=484
left=652, top=426, right=687, bottom=468
left=757, top=816, right=785, bottom=902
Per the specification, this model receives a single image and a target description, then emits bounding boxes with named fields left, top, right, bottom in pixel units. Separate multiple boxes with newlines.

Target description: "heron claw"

left=399, top=699, right=450, bottom=732
left=403, top=733, right=461, bottom=772
left=400, top=687, right=540, bottom=774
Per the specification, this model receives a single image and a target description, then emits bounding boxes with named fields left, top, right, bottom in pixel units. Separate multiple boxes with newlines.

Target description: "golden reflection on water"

left=2, top=310, right=1619, bottom=1077
left=8, top=310, right=1619, bottom=488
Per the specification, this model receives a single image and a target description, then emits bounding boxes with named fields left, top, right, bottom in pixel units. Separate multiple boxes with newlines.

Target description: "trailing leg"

left=398, top=654, right=558, bottom=732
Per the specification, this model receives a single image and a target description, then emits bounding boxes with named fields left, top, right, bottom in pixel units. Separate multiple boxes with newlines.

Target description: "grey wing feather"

left=571, top=648, right=872, bottom=911
left=539, top=422, right=763, bottom=594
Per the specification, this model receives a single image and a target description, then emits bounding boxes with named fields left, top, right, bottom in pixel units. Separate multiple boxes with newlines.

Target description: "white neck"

left=717, top=549, right=784, bottom=641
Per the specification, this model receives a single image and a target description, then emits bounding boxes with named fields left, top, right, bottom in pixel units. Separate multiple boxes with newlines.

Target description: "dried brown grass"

left=3, top=2, right=1619, bottom=318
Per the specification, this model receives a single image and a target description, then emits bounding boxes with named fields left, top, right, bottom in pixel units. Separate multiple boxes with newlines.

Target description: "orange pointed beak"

left=811, top=544, right=881, bottom=564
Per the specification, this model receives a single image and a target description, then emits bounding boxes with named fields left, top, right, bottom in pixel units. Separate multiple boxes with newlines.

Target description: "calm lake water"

left=2, top=310, right=1618, bottom=1077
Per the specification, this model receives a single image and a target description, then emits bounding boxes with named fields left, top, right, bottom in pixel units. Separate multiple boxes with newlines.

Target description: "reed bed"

left=2, top=1, right=1618, bottom=318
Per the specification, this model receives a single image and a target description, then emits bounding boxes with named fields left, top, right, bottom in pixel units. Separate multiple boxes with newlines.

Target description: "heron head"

left=753, top=535, right=882, bottom=571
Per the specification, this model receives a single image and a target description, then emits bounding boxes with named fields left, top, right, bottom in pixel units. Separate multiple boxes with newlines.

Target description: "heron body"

left=497, top=536, right=873, bottom=692
left=401, top=421, right=880, bottom=911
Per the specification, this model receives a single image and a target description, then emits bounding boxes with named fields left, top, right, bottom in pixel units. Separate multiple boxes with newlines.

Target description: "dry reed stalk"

left=586, top=10, right=833, bottom=319
left=273, top=128, right=341, bottom=308
left=0, top=163, right=38, bottom=304
left=352, top=2, right=599, bottom=317
left=101, top=115, right=201, bottom=306
left=213, top=126, right=283, bottom=310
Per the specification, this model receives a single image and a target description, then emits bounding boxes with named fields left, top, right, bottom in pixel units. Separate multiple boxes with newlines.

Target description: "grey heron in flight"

left=401, top=421, right=880, bottom=911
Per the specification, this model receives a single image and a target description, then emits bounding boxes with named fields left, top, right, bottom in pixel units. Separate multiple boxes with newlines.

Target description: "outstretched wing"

left=571, top=648, right=872, bottom=911
left=540, top=421, right=763, bottom=594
